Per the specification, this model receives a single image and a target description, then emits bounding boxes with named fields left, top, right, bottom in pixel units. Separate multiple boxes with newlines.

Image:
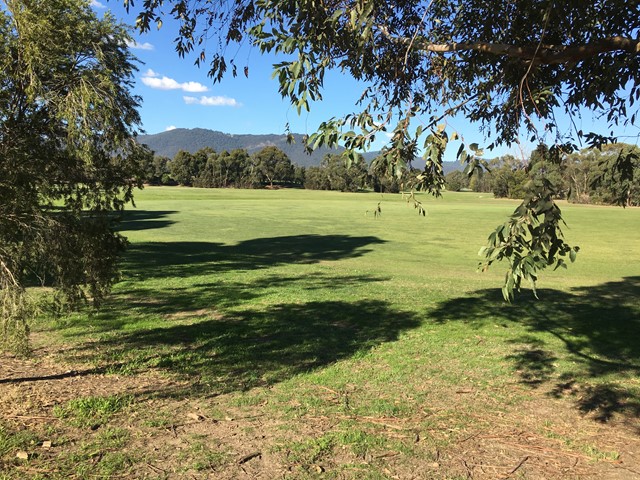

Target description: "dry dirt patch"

left=1, top=342, right=640, bottom=479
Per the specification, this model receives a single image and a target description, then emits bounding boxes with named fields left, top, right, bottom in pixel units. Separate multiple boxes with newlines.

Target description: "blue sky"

left=92, top=1, right=373, bottom=139
left=92, top=0, right=504, bottom=159
left=92, top=1, right=638, bottom=160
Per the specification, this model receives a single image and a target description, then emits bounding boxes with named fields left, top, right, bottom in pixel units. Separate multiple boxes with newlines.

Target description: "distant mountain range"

left=137, top=128, right=461, bottom=173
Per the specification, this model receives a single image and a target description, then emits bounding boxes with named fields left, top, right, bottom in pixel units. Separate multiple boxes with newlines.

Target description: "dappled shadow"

left=123, top=234, right=386, bottom=279
left=428, top=277, right=640, bottom=426
left=66, top=271, right=389, bottom=336
left=52, top=231, right=405, bottom=399
left=505, top=335, right=558, bottom=387
left=70, top=299, right=420, bottom=399
left=115, top=210, right=177, bottom=232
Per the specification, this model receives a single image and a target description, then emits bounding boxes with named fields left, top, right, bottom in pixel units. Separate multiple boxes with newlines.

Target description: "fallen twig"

left=146, top=462, right=166, bottom=474
left=315, top=385, right=340, bottom=396
left=458, top=432, right=480, bottom=443
left=6, top=415, right=56, bottom=420
left=238, top=451, right=261, bottom=464
left=375, top=451, right=400, bottom=459
left=462, top=458, right=474, bottom=478
left=503, top=456, right=529, bottom=478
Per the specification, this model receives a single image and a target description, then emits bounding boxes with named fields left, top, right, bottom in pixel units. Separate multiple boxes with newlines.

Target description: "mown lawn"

left=1, top=187, right=639, bottom=479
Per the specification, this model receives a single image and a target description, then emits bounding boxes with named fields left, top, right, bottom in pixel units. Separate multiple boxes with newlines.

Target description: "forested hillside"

left=137, top=128, right=461, bottom=172
left=137, top=128, right=341, bottom=167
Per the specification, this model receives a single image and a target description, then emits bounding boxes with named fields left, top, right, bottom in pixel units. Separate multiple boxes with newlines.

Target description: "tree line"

left=446, top=143, right=639, bottom=206
left=141, top=145, right=415, bottom=193
left=143, top=143, right=639, bottom=206
left=142, top=146, right=303, bottom=189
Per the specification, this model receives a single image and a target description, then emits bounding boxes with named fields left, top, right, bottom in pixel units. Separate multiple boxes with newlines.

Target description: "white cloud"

left=181, top=82, right=211, bottom=93
left=183, top=95, right=240, bottom=107
left=90, top=0, right=106, bottom=8
left=165, top=125, right=177, bottom=131
left=141, top=71, right=208, bottom=93
left=127, top=40, right=154, bottom=51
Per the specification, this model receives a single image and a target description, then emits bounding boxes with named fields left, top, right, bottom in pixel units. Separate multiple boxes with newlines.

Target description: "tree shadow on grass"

left=115, top=210, right=177, bottom=232
left=49, top=233, right=388, bottom=339
left=45, top=232, right=411, bottom=399
left=70, top=271, right=390, bottom=335
left=123, top=234, right=386, bottom=279
left=428, top=277, right=640, bottom=427
left=70, top=298, right=420, bottom=399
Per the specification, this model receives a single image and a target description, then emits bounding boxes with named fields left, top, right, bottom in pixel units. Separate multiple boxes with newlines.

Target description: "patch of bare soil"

left=1, top=340, right=639, bottom=479
left=439, top=396, right=640, bottom=480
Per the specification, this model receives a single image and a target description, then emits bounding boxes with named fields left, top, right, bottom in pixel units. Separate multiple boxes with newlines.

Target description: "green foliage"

left=304, top=154, right=368, bottom=192
left=194, top=148, right=255, bottom=188
left=140, top=155, right=173, bottom=185
left=480, top=179, right=580, bottom=301
left=445, top=170, right=469, bottom=192
left=162, top=146, right=305, bottom=189
left=479, top=143, right=639, bottom=298
left=484, top=144, right=639, bottom=206
left=0, top=0, right=147, bottom=350
left=170, top=150, right=205, bottom=186
left=251, top=146, right=294, bottom=187
left=369, top=153, right=418, bottom=193
left=488, top=155, right=529, bottom=199
left=571, top=144, right=640, bottom=207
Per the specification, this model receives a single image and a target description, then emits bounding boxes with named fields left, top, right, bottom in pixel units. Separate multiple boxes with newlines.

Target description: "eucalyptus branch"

left=377, top=26, right=640, bottom=65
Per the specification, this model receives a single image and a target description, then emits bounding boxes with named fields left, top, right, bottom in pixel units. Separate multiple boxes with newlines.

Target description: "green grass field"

left=2, top=187, right=639, bottom=479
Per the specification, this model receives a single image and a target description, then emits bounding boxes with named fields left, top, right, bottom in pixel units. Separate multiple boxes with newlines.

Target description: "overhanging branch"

left=422, top=36, right=640, bottom=64
left=378, top=26, right=640, bottom=65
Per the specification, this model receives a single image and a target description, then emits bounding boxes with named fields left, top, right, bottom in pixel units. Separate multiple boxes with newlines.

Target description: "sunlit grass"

left=11, top=187, right=640, bottom=478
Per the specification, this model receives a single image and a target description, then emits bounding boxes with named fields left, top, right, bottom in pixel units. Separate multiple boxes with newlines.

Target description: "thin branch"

left=518, top=2, right=551, bottom=140
left=403, top=0, right=434, bottom=67
left=425, top=92, right=480, bottom=130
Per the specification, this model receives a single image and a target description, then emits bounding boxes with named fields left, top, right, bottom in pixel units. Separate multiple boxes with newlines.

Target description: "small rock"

left=42, top=441, right=52, bottom=449
left=16, top=451, right=29, bottom=460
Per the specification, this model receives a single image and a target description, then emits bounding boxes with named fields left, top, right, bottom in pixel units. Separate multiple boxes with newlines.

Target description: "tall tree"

left=586, top=144, right=640, bottom=207
left=195, top=148, right=253, bottom=188
left=303, top=154, right=368, bottom=192
left=251, top=146, right=294, bottom=187
left=170, top=150, right=200, bottom=186
left=0, top=0, right=147, bottom=351
left=445, top=170, right=469, bottom=192
left=126, top=0, right=639, bottom=298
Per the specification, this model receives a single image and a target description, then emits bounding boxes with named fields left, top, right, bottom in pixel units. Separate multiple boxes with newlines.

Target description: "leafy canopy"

left=0, top=0, right=148, bottom=351
left=125, top=0, right=639, bottom=299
